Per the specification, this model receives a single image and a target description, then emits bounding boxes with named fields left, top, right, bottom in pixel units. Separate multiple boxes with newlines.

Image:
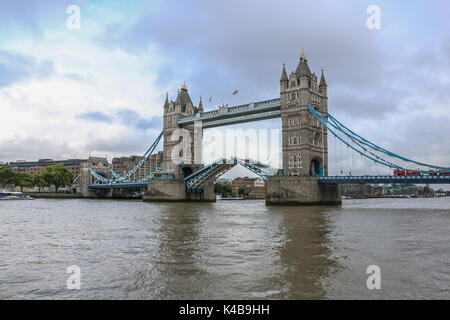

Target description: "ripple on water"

left=0, top=198, right=449, bottom=299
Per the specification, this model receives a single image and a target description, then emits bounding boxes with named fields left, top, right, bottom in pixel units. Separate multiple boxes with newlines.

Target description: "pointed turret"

left=295, top=49, right=312, bottom=79
left=280, top=63, right=288, bottom=91
left=164, top=92, right=169, bottom=106
left=174, top=82, right=194, bottom=114
left=177, top=82, right=193, bottom=105
left=319, top=68, right=327, bottom=87
left=280, top=63, right=288, bottom=82
left=198, top=96, right=204, bottom=113
left=163, top=91, right=169, bottom=114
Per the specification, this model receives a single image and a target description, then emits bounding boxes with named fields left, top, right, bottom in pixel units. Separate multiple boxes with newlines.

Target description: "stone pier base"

left=265, top=176, right=341, bottom=206
left=143, top=180, right=216, bottom=202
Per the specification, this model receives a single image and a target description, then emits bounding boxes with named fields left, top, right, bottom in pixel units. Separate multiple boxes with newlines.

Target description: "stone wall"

left=143, top=180, right=216, bottom=202
left=265, top=176, right=341, bottom=205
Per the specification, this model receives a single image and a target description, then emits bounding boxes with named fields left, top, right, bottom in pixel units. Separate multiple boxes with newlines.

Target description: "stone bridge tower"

left=162, top=83, right=203, bottom=180
left=280, top=50, right=328, bottom=176
left=145, top=83, right=213, bottom=202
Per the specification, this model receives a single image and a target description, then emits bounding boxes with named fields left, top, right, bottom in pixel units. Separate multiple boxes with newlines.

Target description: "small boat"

left=0, top=190, right=34, bottom=200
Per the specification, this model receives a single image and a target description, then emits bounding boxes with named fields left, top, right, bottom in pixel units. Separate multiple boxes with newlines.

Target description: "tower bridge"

left=83, top=51, right=450, bottom=205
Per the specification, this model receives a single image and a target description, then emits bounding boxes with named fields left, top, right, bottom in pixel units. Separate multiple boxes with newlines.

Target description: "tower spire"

left=280, top=62, right=288, bottom=82
left=164, top=91, right=169, bottom=105
left=198, top=96, right=204, bottom=113
left=301, top=48, right=306, bottom=60
left=319, top=68, right=327, bottom=87
left=295, top=50, right=311, bottom=78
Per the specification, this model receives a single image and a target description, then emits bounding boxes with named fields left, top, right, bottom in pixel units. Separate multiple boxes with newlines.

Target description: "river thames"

left=0, top=198, right=449, bottom=299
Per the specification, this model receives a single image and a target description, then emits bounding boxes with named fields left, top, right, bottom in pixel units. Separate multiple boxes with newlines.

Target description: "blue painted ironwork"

left=89, top=132, right=163, bottom=185
left=308, top=105, right=450, bottom=173
left=233, top=158, right=275, bottom=182
left=110, top=170, right=124, bottom=180
left=327, top=113, right=450, bottom=170
left=184, top=157, right=277, bottom=192
left=88, top=171, right=173, bottom=189
left=151, top=173, right=175, bottom=181
left=88, top=168, right=112, bottom=183
left=89, top=182, right=148, bottom=189
left=72, top=174, right=81, bottom=184
left=184, top=158, right=236, bottom=190
left=319, top=175, right=450, bottom=184
left=113, top=131, right=163, bottom=182
left=136, top=163, right=163, bottom=182
left=178, top=98, right=281, bottom=128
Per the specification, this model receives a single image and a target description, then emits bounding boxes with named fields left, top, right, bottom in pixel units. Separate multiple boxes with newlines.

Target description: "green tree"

left=423, top=186, right=435, bottom=197
left=41, top=164, right=73, bottom=193
left=215, top=183, right=232, bottom=196
left=32, top=173, right=48, bottom=192
left=238, top=187, right=251, bottom=199
left=0, top=164, right=16, bottom=187
left=214, top=183, right=224, bottom=194
left=15, top=172, right=34, bottom=192
left=223, top=184, right=232, bottom=195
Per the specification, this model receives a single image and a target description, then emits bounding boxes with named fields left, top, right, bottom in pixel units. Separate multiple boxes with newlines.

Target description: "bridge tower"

left=280, top=50, right=328, bottom=177
left=162, top=83, right=203, bottom=180
left=145, top=83, right=213, bottom=201
left=266, top=51, right=340, bottom=205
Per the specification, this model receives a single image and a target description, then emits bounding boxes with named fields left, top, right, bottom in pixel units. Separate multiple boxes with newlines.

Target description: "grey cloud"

left=0, top=50, right=55, bottom=87
left=0, top=136, right=81, bottom=162
left=97, top=1, right=450, bottom=123
left=77, top=111, right=112, bottom=123
left=76, top=108, right=162, bottom=131
left=2, top=1, right=450, bottom=169
left=100, top=1, right=383, bottom=103
left=96, top=0, right=450, bottom=168
left=116, top=108, right=162, bottom=130
left=0, top=0, right=87, bottom=37
left=84, top=130, right=162, bottom=157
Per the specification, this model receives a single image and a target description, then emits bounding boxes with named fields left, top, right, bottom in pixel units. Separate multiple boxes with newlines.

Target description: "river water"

left=0, top=198, right=449, bottom=299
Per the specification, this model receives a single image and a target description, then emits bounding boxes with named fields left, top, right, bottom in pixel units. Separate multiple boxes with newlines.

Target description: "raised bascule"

left=82, top=51, right=450, bottom=204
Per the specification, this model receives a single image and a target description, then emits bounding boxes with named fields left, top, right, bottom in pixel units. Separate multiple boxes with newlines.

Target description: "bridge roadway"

left=177, top=98, right=281, bottom=128
left=319, top=175, right=450, bottom=184
left=88, top=175, right=450, bottom=190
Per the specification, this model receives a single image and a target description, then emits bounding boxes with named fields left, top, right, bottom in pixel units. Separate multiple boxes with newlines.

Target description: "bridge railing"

left=319, top=175, right=450, bottom=184
left=178, top=98, right=281, bottom=124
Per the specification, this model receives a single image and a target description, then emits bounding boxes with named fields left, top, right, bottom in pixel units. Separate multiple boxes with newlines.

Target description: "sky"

left=0, top=0, right=449, bottom=179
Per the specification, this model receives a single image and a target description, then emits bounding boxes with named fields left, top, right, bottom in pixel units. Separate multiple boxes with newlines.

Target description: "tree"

left=223, top=184, right=232, bottom=195
left=214, top=183, right=223, bottom=194
left=32, top=173, right=48, bottom=192
left=215, top=183, right=232, bottom=196
left=0, top=164, right=16, bottom=187
left=423, top=186, right=435, bottom=197
left=15, top=172, right=34, bottom=192
left=41, top=164, right=74, bottom=193
left=238, top=187, right=251, bottom=199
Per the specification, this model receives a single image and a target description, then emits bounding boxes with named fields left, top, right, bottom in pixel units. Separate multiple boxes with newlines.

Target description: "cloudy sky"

left=1, top=0, right=449, bottom=177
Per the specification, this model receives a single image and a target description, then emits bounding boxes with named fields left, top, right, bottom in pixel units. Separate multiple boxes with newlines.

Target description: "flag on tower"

left=209, top=96, right=213, bottom=103
left=233, top=90, right=239, bottom=95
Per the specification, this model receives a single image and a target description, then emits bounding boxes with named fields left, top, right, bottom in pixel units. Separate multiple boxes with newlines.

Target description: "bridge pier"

left=143, top=180, right=215, bottom=202
left=265, top=176, right=341, bottom=206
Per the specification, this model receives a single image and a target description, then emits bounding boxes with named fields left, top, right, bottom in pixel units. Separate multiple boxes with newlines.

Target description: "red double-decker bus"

left=394, top=169, right=422, bottom=176
left=406, top=171, right=421, bottom=176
